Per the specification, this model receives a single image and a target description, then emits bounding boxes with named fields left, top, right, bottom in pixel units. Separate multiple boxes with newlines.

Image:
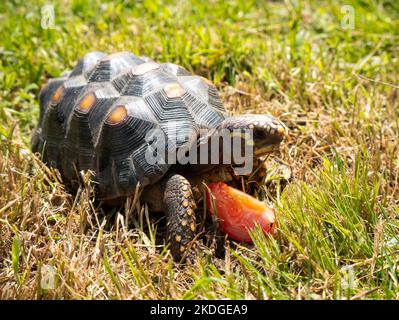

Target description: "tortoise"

left=32, top=51, right=286, bottom=262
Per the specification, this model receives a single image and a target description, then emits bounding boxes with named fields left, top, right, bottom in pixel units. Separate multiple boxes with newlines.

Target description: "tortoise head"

left=191, top=114, right=286, bottom=176
left=222, top=114, right=287, bottom=158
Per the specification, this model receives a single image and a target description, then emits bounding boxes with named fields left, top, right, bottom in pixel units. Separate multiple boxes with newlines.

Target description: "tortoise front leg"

left=162, top=173, right=197, bottom=262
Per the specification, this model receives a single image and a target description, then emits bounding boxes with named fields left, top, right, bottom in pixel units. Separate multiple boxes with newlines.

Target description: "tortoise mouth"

left=252, top=125, right=285, bottom=157
left=253, top=144, right=281, bottom=157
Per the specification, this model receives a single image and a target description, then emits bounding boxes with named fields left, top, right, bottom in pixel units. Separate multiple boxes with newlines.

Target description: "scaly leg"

left=162, top=173, right=197, bottom=262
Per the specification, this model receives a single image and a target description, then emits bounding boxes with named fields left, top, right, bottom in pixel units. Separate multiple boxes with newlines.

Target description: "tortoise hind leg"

left=162, top=173, right=197, bottom=262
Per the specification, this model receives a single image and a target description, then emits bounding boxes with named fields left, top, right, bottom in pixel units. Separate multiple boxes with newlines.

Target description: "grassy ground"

left=1, top=0, right=399, bottom=299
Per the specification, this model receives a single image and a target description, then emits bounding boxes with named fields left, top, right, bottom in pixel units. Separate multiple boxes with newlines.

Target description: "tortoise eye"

left=253, top=128, right=268, bottom=140
left=107, top=105, right=128, bottom=125
left=51, top=86, right=64, bottom=105
left=78, top=93, right=96, bottom=113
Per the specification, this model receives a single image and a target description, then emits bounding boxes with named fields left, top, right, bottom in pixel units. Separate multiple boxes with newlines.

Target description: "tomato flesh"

left=205, top=182, right=276, bottom=243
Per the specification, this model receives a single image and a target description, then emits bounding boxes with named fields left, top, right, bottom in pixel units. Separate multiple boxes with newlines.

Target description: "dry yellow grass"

left=1, top=0, right=399, bottom=299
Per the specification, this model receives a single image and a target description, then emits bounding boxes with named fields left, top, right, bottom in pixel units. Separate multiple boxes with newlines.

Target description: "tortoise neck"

left=183, top=117, right=255, bottom=175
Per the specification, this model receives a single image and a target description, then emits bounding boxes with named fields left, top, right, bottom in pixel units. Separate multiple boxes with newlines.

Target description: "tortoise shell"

left=32, top=51, right=227, bottom=201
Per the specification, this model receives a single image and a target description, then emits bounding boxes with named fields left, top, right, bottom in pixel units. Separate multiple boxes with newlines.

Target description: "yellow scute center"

left=164, top=83, right=186, bottom=98
left=51, top=86, right=64, bottom=104
left=107, top=105, right=128, bottom=125
left=79, top=93, right=96, bottom=112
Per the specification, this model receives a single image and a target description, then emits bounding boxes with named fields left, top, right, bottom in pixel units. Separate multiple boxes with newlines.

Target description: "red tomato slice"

left=205, top=182, right=276, bottom=243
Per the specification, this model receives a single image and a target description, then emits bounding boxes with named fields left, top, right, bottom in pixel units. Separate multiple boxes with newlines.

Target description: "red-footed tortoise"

left=32, top=51, right=286, bottom=262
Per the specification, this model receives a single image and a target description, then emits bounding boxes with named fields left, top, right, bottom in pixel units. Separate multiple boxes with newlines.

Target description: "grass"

left=0, top=0, right=399, bottom=299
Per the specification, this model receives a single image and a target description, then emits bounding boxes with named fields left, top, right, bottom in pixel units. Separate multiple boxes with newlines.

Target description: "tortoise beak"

left=253, top=144, right=281, bottom=157
left=252, top=121, right=287, bottom=157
